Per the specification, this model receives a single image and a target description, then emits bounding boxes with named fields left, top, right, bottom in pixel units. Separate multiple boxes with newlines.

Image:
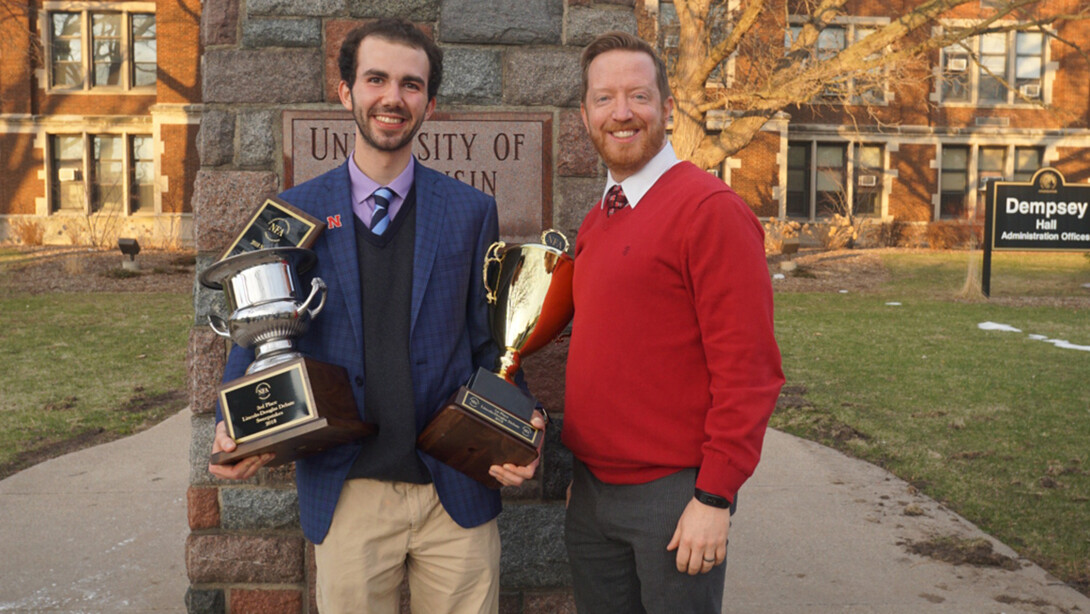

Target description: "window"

left=786, top=141, right=883, bottom=220
left=939, top=144, right=1047, bottom=219
left=1013, top=147, right=1042, bottom=182
left=131, top=136, right=154, bottom=213
left=786, top=21, right=887, bottom=103
left=49, top=133, right=154, bottom=215
left=51, top=135, right=84, bottom=212
left=816, top=144, right=846, bottom=217
left=977, top=146, right=1006, bottom=195
left=92, top=135, right=124, bottom=212
left=1014, top=32, right=1044, bottom=99
left=941, top=28, right=1047, bottom=105
left=940, top=146, right=969, bottom=219
left=853, top=145, right=883, bottom=216
left=978, top=33, right=1007, bottom=103
left=47, top=9, right=156, bottom=91
left=50, top=13, right=82, bottom=88
left=786, top=143, right=811, bottom=218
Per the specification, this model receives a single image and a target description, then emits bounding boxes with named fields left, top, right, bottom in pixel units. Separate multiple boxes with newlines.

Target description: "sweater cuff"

left=695, top=452, right=749, bottom=502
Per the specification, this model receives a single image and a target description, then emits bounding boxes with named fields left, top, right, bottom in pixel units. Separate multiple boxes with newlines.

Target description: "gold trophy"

left=418, top=230, right=574, bottom=487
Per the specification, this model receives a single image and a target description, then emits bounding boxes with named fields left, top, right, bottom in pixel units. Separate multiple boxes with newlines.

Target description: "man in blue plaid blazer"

left=209, top=18, right=541, bottom=614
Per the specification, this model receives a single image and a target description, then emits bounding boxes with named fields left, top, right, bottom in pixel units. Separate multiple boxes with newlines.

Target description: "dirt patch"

left=0, top=246, right=195, bottom=294
left=768, top=248, right=890, bottom=293
left=905, top=537, right=1020, bottom=571
left=0, top=389, right=186, bottom=481
left=774, top=384, right=871, bottom=447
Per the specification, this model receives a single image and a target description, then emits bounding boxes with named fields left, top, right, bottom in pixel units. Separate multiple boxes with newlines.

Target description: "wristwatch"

left=694, top=488, right=731, bottom=509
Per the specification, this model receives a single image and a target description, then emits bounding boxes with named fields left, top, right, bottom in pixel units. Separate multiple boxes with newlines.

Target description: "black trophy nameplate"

left=221, top=363, right=315, bottom=442
left=218, top=196, right=323, bottom=261
left=417, top=368, right=541, bottom=487
left=212, top=357, right=376, bottom=467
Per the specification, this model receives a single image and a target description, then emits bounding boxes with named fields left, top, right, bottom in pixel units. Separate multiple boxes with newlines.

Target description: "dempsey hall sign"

left=986, top=168, right=1090, bottom=251
left=282, top=110, right=552, bottom=242
left=982, top=168, right=1090, bottom=296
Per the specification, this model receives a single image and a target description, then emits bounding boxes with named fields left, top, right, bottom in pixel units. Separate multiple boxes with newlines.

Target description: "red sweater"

left=562, top=162, right=784, bottom=501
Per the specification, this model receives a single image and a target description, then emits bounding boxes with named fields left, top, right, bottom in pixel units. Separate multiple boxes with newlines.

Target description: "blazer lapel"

left=411, top=161, right=446, bottom=335
left=316, top=163, right=364, bottom=349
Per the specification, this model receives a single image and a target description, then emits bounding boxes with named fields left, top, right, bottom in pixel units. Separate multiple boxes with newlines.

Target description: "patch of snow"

left=978, top=322, right=1021, bottom=333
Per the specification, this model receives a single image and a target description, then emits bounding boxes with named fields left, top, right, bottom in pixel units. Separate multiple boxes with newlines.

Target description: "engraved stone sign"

left=283, top=111, right=552, bottom=241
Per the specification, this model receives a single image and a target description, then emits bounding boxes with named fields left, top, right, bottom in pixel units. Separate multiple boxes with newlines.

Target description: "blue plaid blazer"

left=219, top=159, right=502, bottom=544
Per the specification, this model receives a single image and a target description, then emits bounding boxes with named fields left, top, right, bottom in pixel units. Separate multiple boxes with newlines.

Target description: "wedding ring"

left=703, top=556, right=716, bottom=563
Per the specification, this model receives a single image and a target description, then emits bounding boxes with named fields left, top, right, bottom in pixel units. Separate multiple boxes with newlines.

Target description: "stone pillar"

left=187, top=1, right=635, bottom=612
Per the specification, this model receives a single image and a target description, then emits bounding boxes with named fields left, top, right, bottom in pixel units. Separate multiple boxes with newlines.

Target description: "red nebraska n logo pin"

left=327, top=215, right=342, bottom=229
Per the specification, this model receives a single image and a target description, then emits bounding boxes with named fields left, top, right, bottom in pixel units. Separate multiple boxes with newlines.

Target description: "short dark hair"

left=580, top=31, right=670, bottom=104
left=338, top=18, right=443, bottom=101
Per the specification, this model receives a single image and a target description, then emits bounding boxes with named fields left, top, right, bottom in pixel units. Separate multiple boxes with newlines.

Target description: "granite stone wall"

left=187, top=1, right=637, bottom=612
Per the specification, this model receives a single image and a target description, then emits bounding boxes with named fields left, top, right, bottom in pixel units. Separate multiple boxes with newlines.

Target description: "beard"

left=588, top=118, right=667, bottom=180
left=351, top=96, right=426, bottom=153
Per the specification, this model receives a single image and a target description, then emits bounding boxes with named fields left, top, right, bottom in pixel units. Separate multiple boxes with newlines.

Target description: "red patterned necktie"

left=604, top=185, right=628, bottom=217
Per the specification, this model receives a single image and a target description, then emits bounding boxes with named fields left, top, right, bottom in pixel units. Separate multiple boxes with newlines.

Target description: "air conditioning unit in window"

left=58, top=168, right=81, bottom=182
left=858, top=175, right=877, bottom=187
left=947, top=58, right=968, bottom=72
left=1019, top=83, right=1041, bottom=98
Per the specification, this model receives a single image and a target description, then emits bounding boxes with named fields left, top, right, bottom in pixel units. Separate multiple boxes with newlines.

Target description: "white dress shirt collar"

left=601, top=141, right=681, bottom=210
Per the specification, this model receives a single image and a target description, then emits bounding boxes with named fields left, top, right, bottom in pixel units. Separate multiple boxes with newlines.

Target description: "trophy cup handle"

left=300, top=277, right=327, bottom=319
left=208, top=315, right=232, bottom=339
left=482, top=241, right=505, bottom=305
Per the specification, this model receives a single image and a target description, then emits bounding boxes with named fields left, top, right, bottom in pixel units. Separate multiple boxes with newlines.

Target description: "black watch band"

left=694, top=488, right=731, bottom=509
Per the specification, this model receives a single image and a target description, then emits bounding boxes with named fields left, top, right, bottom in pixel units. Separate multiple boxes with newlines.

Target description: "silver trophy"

left=201, top=247, right=374, bottom=467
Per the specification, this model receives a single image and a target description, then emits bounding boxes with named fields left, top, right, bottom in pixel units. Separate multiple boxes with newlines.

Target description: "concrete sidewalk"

left=0, top=410, right=1086, bottom=613
left=0, top=409, right=190, bottom=613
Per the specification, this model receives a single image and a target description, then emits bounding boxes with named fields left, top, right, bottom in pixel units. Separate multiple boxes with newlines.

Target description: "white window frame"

left=41, top=2, right=157, bottom=94
left=935, top=22, right=1053, bottom=107
left=934, top=142, right=1049, bottom=220
left=47, top=131, right=154, bottom=216
left=785, top=140, right=887, bottom=221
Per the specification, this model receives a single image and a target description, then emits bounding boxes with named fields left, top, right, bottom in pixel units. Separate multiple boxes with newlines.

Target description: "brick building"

left=0, top=0, right=201, bottom=247
left=650, top=0, right=1090, bottom=245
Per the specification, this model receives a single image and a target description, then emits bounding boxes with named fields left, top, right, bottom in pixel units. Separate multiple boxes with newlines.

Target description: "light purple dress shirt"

left=348, top=153, right=416, bottom=228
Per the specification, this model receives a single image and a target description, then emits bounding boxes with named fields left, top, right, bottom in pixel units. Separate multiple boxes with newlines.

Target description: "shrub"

left=817, top=213, right=860, bottom=250
left=874, top=220, right=910, bottom=247
left=11, top=219, right=45, bottom=246
left=926, top=221, right=982, bottom=249
left=763, top=218, right=803, bottom=255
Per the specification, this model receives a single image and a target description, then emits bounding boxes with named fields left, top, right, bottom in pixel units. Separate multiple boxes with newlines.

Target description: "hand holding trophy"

left=203, top=199, right=374, bottom=468
left=418, top=229, right=574, bottom=488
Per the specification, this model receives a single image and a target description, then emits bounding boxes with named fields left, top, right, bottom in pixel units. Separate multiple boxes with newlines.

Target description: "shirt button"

left=354, top=376, right=364, bottom=387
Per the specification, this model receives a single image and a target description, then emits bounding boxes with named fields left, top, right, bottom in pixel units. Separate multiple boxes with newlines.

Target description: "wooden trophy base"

left=212, top=356, right=375, bottom=467
left=417, top=370, right=541, bottom=488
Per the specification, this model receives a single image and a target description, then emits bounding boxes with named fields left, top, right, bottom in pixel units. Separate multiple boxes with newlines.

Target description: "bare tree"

left=641, top=0, right=1090, bottom=171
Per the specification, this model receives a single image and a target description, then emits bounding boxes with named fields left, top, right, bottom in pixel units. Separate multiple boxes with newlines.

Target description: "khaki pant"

left=314, top=479, right=500, bottom=614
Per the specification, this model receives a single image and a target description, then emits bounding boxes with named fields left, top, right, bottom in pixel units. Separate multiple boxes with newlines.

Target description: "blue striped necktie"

left=370, top=187, right=394, bottom=235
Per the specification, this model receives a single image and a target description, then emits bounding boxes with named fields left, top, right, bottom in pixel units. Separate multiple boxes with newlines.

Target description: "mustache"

left=602, top=121, right=643, bottom=132
left=370, top=105, right=408, bottom=119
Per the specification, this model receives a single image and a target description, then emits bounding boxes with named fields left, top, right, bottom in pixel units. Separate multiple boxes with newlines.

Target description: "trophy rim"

left=497, top=242, right=572, bottom=260
left=199, top=247, right=318, bottom=290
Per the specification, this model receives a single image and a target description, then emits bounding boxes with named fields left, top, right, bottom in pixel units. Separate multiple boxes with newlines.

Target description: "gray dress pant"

left=564, top=459, right=728, bottom=614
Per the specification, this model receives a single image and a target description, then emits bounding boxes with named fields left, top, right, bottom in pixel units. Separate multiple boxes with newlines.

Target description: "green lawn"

left=0, top=291, right=191, bottom=477
left=773, top=250, right=1090, bottom=592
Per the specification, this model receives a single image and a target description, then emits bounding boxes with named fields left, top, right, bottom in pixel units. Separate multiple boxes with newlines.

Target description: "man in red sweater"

left=561, top=31, right=784, bottom=613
